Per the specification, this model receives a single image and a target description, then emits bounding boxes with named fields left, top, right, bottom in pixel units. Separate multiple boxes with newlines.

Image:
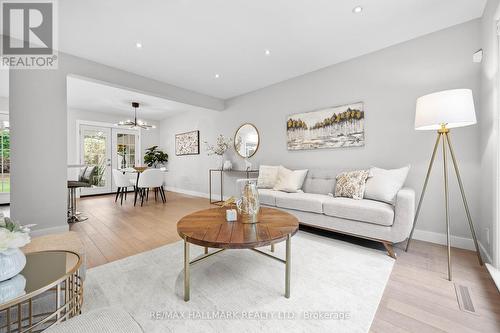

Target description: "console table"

left=208, top=169, right=259, bottom=205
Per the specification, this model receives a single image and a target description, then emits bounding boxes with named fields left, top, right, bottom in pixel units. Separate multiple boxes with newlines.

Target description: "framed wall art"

left=286, top=102, right=364, bottom=150
left=175, top=130, right=200, bottom=156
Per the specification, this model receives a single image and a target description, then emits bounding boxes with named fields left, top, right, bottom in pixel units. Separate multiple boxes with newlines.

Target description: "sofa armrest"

left=391, top=187, right=415, bottom=243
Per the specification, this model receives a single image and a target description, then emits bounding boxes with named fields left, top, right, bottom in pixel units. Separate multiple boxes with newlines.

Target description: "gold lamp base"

left=405, top=125, right=483, bottom=281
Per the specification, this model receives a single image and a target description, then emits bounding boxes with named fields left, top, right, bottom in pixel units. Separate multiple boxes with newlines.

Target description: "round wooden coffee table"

left=177, top=207, right=299, bottom=301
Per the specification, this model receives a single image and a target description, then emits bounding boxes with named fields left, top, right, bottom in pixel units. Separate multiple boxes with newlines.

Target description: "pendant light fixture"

left=117, top=102, right=155, bottom=130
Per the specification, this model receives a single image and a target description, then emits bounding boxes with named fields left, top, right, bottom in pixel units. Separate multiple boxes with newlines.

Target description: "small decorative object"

left=0, top=215, right=33, bottom=282
left=223, top=160, right=233, bottom=171
left=225, top=209, right=237, bottom=222
left=235, top=179, right=260, bottom=223
left=221, top=196, right=236, bottom=207
left=287, top=102, right=364, bottom=150
left=204, top=134, right=232, bottom=169
left=0, top=274, right=26, bottom=303
left=234, top=123, right=260, bottom=158
left=244, top=159, right=252, bottom=171
left=175, top=130, right=200, bottom=156
left=144, top=145, right=169, bottom=167
left=118, top=146, right=127, bottom=169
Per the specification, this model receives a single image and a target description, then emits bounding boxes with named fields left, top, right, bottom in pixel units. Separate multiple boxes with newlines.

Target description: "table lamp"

left=405, top=89, right=483, bottom=281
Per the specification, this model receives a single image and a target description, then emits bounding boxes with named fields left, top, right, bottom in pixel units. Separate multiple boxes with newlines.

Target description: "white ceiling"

left=59, top=0, right=487, bottom=99
left=67, top=76, right=210, bottom=120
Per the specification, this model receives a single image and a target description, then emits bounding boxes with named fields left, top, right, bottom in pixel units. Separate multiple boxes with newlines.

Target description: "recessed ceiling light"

left=136, top=42, right=142, bottom=48
left=352, top=6, right=363, bottom=14
left=265, top=49, right=271, bottom=56
left=214, top=73, right=221, bottom=79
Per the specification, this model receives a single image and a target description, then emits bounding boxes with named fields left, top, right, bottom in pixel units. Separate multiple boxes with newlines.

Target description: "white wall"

left=160, top=20, right=483, bottom=246
left=10, top=52, right=224, bottom=235
left=479, top=0, right=500, bottom=266
left=67, top=108, right=160, bottom=167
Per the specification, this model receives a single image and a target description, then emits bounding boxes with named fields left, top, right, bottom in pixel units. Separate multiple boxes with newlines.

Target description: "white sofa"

left=258, top=169, right=415, bottom=258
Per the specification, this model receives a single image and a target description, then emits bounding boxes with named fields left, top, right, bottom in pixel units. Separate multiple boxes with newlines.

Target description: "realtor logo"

left=0, top=0, right=58, bottom=69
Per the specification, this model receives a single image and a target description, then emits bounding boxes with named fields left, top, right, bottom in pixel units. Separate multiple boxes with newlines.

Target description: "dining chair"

left=112, top=169, right=133, bottom=205
left=136, top=169, right=166, bottom=206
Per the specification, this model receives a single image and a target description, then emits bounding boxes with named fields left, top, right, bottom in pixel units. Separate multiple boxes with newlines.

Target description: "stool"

left=67, top=181, right=90, bottom=223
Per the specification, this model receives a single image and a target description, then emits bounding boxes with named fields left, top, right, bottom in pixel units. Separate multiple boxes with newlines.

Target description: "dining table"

left=121, top=166, right=148, bottom=206
left=121, top=166, right=168, bottom=206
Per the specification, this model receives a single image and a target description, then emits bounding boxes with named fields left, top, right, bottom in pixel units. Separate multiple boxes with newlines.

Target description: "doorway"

left=78, top=122, right=140, bottom=196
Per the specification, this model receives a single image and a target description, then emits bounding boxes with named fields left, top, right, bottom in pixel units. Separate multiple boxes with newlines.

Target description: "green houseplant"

left=144, top=146, right=169, bottom=168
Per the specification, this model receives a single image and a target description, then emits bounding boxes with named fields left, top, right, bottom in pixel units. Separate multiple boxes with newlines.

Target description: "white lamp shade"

left=415, top=89, right=476, bottom=131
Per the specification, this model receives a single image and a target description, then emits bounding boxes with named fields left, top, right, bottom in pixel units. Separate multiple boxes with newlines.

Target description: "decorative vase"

left=0, top=248, right=27, bottom=282
left=223, top=160, right=233, bottom=171
left=244, top=159, right=252, bottom=171
left=0, top=274, right=26, bottom=303
left=219, top=155, right=225, bottom=170
left=235, top=179, right=260, bottom=223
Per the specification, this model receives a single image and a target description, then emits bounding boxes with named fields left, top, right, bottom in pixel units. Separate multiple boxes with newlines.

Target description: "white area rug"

left=84, top=231, right=394, bottom=332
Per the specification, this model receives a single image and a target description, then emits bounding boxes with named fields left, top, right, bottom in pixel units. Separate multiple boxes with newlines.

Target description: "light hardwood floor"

left=68, top=191, right=500, bottom=332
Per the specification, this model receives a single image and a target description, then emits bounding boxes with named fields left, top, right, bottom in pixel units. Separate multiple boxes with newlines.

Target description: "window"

left=116, top=133, right=136, bottom=169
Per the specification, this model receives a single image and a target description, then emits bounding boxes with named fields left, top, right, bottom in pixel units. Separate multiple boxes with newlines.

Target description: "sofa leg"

left=382, top=242, right=397, bottom=259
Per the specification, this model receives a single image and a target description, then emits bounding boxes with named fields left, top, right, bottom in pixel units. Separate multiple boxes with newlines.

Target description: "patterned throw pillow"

left=334, top=169, right=370, bottom=200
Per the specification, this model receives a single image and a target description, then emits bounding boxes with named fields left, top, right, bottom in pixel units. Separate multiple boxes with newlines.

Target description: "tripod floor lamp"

left=405, top=89, right=483, bottom=281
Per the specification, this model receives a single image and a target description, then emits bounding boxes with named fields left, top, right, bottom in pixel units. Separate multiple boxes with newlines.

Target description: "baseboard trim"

left=166, top=187, right=209, bottom=199
left=485, top=264, right=500, bottom=292
left=166, top=187, right=231, bottom=201
left=31, top=225, right=69, bottom=237
left=413, top=229, right=492, bottom=263
left=412, top=229, right=475, bottom=250
left=480, top=242, right=493, bottom=264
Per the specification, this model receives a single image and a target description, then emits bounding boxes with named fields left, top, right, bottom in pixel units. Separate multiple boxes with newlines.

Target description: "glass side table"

left=0, top=250, right=83, bottom=332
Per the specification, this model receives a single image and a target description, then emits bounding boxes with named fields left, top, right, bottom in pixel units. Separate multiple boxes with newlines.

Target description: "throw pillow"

left=257, top=165, right=280, bottom=189
left=273, top=166, right=308, bottom=192
left=334, top=169, right=370, bottom=200
left=364, top=166, right=410, bottom=204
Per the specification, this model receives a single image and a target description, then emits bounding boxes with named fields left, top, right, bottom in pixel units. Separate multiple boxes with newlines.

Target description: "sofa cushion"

left=275, top=192, right=329, bottom=214
left=302, top=174, right=336, bottom=195
left=364, top=166, right=410, bottom=204
left=334, top=169, right=370, bottom=200
left=273, top=166, right=308, bottom=193
left=257, top=165, right=280, bottom=189
left=258, top=189, right=278, bottom=206
left=323, top=197, right=394, bottom=226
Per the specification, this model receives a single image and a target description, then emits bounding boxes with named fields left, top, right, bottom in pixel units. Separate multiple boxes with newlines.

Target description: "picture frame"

left=175, top=130, right=200, bottom=156
left=286, top=102, right=364, bottom=150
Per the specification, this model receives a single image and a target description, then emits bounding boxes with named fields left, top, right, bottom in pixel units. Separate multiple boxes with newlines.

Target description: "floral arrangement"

left=0, top=215, right=33, bottom=252
left=204, top=134, right=232, bottom=156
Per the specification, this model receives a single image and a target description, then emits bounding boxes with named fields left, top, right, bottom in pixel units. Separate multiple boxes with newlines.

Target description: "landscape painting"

left=175, top=130, right=200, bottom=156
left=287, top=102, right=364, bottom=150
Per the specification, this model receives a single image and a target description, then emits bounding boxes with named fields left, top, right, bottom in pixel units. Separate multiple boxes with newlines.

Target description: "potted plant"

left=144, top=146, right=169, bottom=168
left=0, top=215, right=33, bottom=282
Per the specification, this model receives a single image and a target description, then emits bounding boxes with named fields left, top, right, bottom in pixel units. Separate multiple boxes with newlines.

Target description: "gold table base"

left=183, top=236, right=291, bottom=302
left=0, top=271, right=83, bottom=333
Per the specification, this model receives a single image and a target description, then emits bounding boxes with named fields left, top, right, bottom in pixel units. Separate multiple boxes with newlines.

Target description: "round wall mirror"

left=234, top=123, right=259, bottom=158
